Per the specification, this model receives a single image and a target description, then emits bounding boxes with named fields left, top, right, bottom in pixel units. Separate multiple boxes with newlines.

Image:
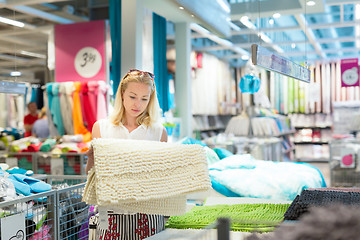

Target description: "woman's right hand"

left=85, top=145, right=94, bottom=174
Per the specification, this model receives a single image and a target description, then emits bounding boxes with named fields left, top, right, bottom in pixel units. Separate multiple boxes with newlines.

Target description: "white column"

left=175, top=22, right=192, bottom=138
left=121, top=0, right=143, bottom=77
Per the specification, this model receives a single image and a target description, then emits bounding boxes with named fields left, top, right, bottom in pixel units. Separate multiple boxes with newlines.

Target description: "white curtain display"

left=191, top=52, right=234, bottom=115
left=142, top=8, right=154, bottom=73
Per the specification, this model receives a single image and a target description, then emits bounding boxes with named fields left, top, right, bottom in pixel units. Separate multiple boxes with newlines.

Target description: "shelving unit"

left=289, top=114, right=332, bottom=163
left=193, top=114, right=233, bottom=139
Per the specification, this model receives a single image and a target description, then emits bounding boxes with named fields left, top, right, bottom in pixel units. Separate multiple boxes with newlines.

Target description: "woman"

left=85, top=69, right=167, bottom=239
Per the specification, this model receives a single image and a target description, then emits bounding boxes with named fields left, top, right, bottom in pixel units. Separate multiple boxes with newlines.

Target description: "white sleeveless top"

left=98, top=118, right=163, bottom=141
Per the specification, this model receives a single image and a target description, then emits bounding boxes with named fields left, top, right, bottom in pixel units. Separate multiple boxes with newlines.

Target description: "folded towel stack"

left=83, top=138, right=211, bottom=216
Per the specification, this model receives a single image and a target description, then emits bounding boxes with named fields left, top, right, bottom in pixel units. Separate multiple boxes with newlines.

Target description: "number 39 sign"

left=55, top=20, right=106, bottom=82
left=74, top=47, right=102, bottom=78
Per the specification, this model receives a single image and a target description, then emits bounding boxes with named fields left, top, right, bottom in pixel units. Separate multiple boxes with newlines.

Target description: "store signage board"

left=251, top=44, right=310, bottom=83
left=55, top=20, right=106, bottom=82
left=340, top=58, right=359, bottom=87
left=0, top=81, right=26, bottom=94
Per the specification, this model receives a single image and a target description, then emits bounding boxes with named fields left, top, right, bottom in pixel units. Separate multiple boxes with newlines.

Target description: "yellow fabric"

left=72, top=82, right=91, bottom=142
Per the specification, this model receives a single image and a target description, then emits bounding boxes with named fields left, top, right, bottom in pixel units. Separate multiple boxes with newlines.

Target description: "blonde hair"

left=110, top=70, right=160, bottom=127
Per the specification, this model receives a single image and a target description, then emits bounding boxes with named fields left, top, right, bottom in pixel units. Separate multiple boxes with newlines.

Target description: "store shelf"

left=296, top=157, right=329, bottom=163
left=294, top=126, right=332, bottom=129
left=193, top=127, right=225, bottom=132
left=276, top=130, right=296, bottom=137
left=294, top=141, right=329, bottom=145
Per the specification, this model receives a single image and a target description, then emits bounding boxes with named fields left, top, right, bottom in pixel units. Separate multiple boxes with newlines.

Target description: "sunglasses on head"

left=128, top=69, right=155, bottom=80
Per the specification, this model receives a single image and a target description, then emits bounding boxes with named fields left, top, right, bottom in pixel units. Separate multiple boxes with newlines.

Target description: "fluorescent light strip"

left=20, top=50, right=46, bottom=59
left=216, top=0, right=231, bottom=13
left=0, top=16, right=25, bottom=28
left=190, top=23, right=249, bottom=57
left=10, top=71, right=21, bottom=77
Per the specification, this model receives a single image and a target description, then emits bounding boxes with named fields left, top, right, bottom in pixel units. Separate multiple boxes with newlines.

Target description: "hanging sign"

left=341, top=58, right=359, bottom=87
left=251, top=44, right=310, bottom=83
left=55, top=20, right=106, bottom=82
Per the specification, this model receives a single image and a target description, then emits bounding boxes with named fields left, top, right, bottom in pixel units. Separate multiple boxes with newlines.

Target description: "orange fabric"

left=72, top=82, right=91, bottom=142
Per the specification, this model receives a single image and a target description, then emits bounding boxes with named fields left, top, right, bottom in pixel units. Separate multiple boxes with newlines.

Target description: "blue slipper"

left=7, top=175, right=31, bottom=196
left=6, top=167, right=28, bottom=175
left=11, top=174, right=51, bottom=194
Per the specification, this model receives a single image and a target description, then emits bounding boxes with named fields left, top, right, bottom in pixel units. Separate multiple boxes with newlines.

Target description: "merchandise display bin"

left=0, top=175, right=89, bottom=240
left=48, top=175, right=88, bottom=240
left=36, top=153, right=86, bottom=175
left=0, top=152, right=37, bottom=172
left=0, top=190, right=57, bottom=239
left=329, top=139, right=360, bottom=187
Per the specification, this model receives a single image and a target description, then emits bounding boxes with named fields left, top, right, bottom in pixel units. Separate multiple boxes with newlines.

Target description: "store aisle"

left=308, top=162, right=331, bottom=187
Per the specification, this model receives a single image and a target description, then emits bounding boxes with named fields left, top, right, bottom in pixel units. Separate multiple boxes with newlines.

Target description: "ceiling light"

left=179, top=6, right=184, bottom=10
left=240, top=16, right=256, bottom=30
left=240, top=16, right=249, bottom=22
left=216, top=0, right=231, bottom=13
left=0, top=16, right=25, bottom=28
left=20, top=50, right=46, bottom=59
left=259, top=32, right=272, bottom=43
left=273, top=13, right=281, bottom=19
left=10, top=71, right=22, bottom=77
left=273, top=45, right=284, bottom=53
left=291, top=43, right=296, bottom=48
left=269, top=19, right=274, bottom=25
left=306, top=1, right=316, bottom=6
left=191, top=15, right=194, bottom=18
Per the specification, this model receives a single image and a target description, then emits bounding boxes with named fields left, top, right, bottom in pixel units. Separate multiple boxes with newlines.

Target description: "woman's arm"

left=160, top=126, right=168, bottom=142
left=85, top=121, right=101, bottom=174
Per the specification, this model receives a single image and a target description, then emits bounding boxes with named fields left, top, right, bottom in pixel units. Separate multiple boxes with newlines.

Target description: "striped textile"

left=97, top=213, right=165, bottom=240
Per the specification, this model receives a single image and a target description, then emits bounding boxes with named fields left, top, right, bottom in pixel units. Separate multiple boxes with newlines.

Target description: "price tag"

left=74, top=47, right=102, bottom=78
left=5, top=157, right=18, bottom=168
left=1, top=212, right=25, bottom=240
left=51, top=158, right=64, bottom=175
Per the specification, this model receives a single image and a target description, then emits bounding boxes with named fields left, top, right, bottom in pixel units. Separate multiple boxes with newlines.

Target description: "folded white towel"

left=83, top=138, right=211, bottom=216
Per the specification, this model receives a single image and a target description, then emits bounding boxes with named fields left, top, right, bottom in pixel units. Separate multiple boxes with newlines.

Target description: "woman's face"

left=122, top=82, right=151, bottom=119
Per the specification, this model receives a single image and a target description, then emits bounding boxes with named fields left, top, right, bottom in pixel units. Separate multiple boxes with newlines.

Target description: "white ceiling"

left=1, top=0, right=360, bottom=81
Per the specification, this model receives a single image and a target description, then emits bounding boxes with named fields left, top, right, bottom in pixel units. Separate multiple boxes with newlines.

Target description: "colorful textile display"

left=166, top=203, right=290, bottom=233
left=83, top=138, right=211, bottom=216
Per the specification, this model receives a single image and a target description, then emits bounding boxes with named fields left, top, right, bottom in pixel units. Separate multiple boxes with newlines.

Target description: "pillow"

left=204, top=146, right=221, bottom=165
left=178, top=137, right=207, bottom=147
left=213, top=148, right=234, bottom=160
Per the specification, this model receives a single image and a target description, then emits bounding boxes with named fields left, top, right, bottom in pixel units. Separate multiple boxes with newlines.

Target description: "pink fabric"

left=97, top=81, right=108, bottom=120
left=81, top=82, right=96, bottom=131
left=29, top=225, right=51, bottom=240
left=87, top=81, right=99, bottom=121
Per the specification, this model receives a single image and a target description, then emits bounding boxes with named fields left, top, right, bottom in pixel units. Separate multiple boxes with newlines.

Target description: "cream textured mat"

left=83, top=138, right=211, bottom=216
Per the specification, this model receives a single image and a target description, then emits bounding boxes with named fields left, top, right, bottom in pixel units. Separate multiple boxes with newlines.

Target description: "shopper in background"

left=23, top=102, right=38, bottom=137
left=85, top=69, right=167, bottom=239
left=32, top=107, right=50, bottom=139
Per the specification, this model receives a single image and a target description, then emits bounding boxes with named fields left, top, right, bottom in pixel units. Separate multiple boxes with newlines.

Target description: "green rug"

left=166, top=203, right=290, bottom=233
